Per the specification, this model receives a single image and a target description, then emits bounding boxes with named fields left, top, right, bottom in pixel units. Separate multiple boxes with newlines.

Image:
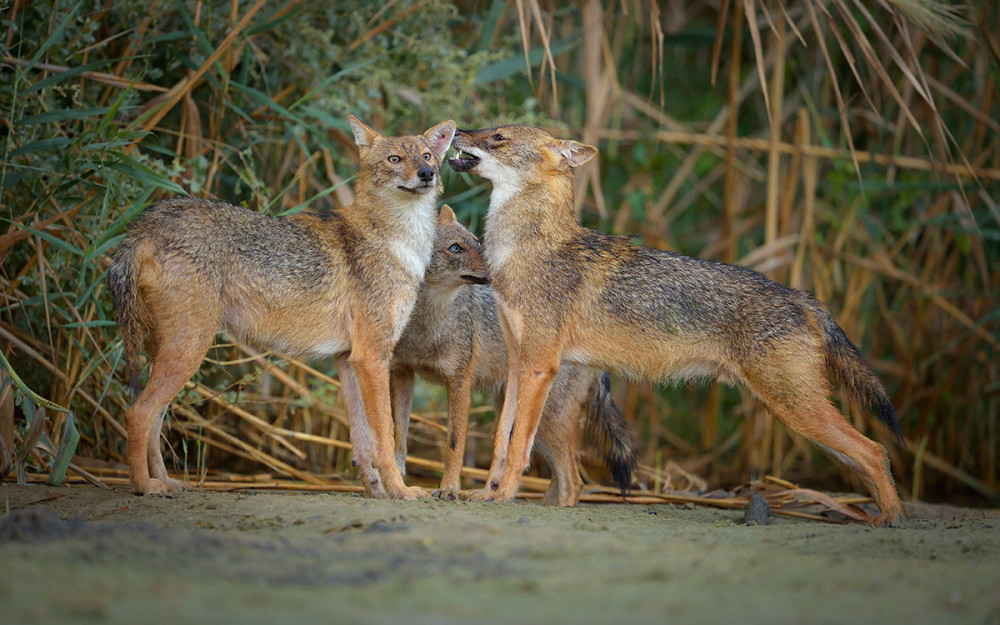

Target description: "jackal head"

left=426, top=205, right=489, bottom=286
left=349, top=115, right=456, bottom=202
left=449, top=125, right=597, bottom=186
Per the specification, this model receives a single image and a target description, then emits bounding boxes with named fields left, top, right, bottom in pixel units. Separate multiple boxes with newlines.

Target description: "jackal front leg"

left=349, top=350, right=427, bottom=500
left=434, top=375, right=473, bottom=500
left=490, top=360, right=559, bottom=502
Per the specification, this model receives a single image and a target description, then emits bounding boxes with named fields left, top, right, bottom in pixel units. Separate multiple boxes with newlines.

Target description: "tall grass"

left=1, top=0, right=997, bottom=505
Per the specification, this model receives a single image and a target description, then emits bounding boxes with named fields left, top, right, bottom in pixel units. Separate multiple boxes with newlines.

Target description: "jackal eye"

left=422, top=152, right=431, bottom=161
left=492, top=133, right=504, bottom=142
left=388, top=155, right=401, bottom=163
left=448, top=244, right=462, bottom=253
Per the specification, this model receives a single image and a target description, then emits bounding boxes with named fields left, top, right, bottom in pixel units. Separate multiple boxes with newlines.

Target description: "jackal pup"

left=450, top=124, right=905, bottom=525
left=108, top=116, right=456, bottom=498
left=391, top=206, right=638, bottom=504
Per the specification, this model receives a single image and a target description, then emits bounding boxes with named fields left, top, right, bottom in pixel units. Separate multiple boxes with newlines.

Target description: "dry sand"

left=1, top=483, right=998, bottom=625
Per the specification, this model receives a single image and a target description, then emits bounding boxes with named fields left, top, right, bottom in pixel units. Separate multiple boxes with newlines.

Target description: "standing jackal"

left=391, top=206, right=638, bottom=504
left=450, top=124, right=906, bottom=525
left=107, top=115, right=455, bottom=499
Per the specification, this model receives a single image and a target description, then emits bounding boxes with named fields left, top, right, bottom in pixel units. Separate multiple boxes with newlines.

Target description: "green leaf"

left=88, top=188, right=154, bottom=256
left=47, top=412, right=80, bottom=486
left=17, top=107, right=113, bottom=126
left=104, top=152, right=187, bottom=195
left=8, top=137, right=75, bottom=157
left=476, top=0, right=508, bottom=52
left=61, top=320, right=118, bottom=329
left=229, top=82, right=305, bottom=125
left=298, top=105, right=352, bottom=132
left=475, top=38, right=581, bottom=84
left=24, top=59, right=121, bottom=94
left=248, top=3, right=304, bottom=35
left=172, top=0, right=216, bottom=56
left=278, top=175, right=355, bottom=216
left=0, top=218, right=84, bottom=256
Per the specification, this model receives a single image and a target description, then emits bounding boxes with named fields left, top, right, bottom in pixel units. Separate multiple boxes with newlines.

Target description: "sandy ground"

left=1, top=483, right=998, bottom=625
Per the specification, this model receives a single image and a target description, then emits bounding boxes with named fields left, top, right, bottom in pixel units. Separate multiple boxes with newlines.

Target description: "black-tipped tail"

left=584, top=371, right=639, bottom=497
left=106, top=239, right=146, bottom=403
left=815, top=309, right=902, bottom=443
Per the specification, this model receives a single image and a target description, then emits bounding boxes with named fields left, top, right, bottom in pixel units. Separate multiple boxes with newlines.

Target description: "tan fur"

left=389, top=208, right=638, bottom=504
left=450, top=125, right=906, bottom=525
left=108, top=116, right=456, bottom=499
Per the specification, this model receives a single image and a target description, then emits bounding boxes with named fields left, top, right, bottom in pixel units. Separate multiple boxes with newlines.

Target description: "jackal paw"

left=383, top=485, right=428, bottom=500
left=132, top=478, right=186, bottom=497
left=540, top=490, right=577, bottom=507
left=465, top=487, right=497, bottom=502
left=364, top=480, right=390, bottom=499
left=160, top=476, right=192, bottom=493
left=867, top=511, right=904, bottom=527
left=432, top=486, right=460, bottom=501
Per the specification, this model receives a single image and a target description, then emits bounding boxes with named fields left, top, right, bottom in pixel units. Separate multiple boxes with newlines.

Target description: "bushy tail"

left=106, top=239, right=147, bottom=402
left=810, top=304, right=902, bottom=443
left=583, top=371, right=639, bottom=497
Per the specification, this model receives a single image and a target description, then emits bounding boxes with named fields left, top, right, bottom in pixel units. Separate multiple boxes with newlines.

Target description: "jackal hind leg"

left=534, top=387, right=583, bottom=506
left=146, top=406, right=191, bottom=493
left=128, top=322, right=214, bottom=496
left=745, top=359, right=905, bottom=526
left=390, top=366, right=415, bottom=479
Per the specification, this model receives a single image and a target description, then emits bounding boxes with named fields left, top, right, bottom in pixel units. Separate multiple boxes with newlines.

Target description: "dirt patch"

left=1, top=483, right=998, bottom=625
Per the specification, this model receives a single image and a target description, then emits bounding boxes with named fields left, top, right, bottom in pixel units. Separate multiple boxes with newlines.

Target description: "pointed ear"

left=348, top=115, right=381, bottom=151
left=438, top=204, right=457, bottom=224
left=424, top=120, right=457, bottom=158
left=546, top=140, right=598, bottom=169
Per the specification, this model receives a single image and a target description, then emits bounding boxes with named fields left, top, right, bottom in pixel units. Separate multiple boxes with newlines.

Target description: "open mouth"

left=398, top=184, right=432, bottom=194
left=448, top=150, right=480, bottom=173
left=460, top=274, right=490, bottom=285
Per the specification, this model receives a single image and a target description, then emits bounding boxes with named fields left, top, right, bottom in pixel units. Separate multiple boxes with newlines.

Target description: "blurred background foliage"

left=1, top=0, right=997, bottom=505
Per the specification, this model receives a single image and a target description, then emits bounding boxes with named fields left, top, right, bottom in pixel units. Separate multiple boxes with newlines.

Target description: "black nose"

left=417, top=166, right=434, bottom=183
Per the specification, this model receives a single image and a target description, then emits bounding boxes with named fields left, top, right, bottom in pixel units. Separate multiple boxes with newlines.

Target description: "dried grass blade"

left=741, top=0, right=771, bottom=120
left=526, top=0, right=557, bottom=101
left=830, top=0, right=924, bottom=136
left=710, top=0, right=731, bottom=86
left=804, top=0, right=861, bottom=177
left=174, top=405, right=327, bottom=486
left=513, top=0, right=533, bottom=86
left=778, top=488, right=871, bottom=522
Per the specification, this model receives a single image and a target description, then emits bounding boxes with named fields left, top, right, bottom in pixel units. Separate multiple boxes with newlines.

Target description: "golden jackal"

left=108, top=115, right=456, bottom=499
left=449, top=124, right=905, bottom=525
left=390, top=206, right=638, bottom=504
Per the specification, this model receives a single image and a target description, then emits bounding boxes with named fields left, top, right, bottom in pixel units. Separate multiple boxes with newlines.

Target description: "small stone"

left=742, top=492, right=770, bottom=526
